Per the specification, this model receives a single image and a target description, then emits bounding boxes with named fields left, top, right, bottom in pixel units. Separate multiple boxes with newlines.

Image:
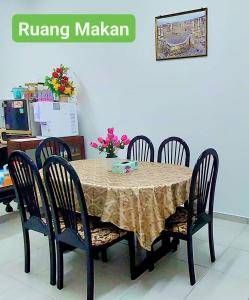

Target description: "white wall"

left=1, top=0, right=249, bottom=217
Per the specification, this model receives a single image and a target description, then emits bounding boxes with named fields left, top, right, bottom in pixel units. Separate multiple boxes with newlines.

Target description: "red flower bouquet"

left=91, top=128, right=130, bottom=158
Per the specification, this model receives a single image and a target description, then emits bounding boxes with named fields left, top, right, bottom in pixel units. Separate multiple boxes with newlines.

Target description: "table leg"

left=172, top=238, right=180, bottom=252
left=129, top=233, right=173, bottom=280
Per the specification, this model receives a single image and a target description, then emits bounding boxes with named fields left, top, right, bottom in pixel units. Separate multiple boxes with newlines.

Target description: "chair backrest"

left=8, top=150, right=52, bottom=233
left=35, top=137, right=72, bottom=169
left=43, top=155, right=92, bottom=249
left=157, top=136, right=190, bottom=167
left=188, top=148, right=219, bottom=227
left=127, top=135, right=154, bottom=162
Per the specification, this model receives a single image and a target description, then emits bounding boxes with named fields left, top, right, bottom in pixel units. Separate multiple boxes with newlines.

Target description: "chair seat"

left=164, top=207, right=196, bottom=235
left=60, top=219, right=127, bottom=247
left=81, top=225, right=127, bottom=247
left=42, top=215, right=127, bottom=247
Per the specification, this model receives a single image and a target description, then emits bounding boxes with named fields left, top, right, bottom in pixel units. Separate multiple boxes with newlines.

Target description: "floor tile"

left=4, top=248, right=135, bottom=300
left=120, top=257, right=208, bottom=300
left=243, top=224, right=249, bottom=231
left=186, top=269, right=249, bottom=300
left=0, top=211, right=20, bottom=240
left=0, top=212, right=248, bottom=300
left=0, top=233, right=24, bottom=266
left=231, top=227, right=249, bottom=251
left=0, top=271, right=25, bottom=294
left=0, top=281, right=55, bottom=300
left=1, top=243, right=56, bottom=276
left=0, top=202, right=18, bottom=217
left=211, top=247, right=249, bottom=280
left=171, top=239, right=227, bottom=268
left=194, top=219, right=246, bottom=246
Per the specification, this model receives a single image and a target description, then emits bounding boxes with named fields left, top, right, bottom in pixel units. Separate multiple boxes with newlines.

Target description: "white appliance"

left=33, top=102, right=79, bottom=137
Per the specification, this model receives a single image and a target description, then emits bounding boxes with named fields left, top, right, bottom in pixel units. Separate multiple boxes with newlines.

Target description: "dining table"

left=68, top=158, right=192, bottom=278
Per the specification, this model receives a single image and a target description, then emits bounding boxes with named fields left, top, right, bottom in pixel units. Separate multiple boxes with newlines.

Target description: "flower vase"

left=59, top=94, right=69, bottom=102
left=106, top=155, right=119, bottom=171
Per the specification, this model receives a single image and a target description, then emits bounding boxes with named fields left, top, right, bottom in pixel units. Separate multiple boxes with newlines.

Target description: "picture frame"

left=155, top=8, right=208, bottom=61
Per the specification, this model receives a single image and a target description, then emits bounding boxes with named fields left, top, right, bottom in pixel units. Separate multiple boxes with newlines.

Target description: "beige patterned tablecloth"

left=70, top=159, right=192, bottom=251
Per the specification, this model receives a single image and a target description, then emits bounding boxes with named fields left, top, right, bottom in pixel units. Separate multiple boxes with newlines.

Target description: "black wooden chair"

left=127, top=135, right=154, bottom=162
left=161, top=148, right=219, bottom=285
left=157, top=136, right=190, bottom=250
left=43, top=156, right=134, bottom=299
left=157, top=136, right=190, bottom=167
left=8, top=150, right=56, bottom=285
left=35, top=137, right=72, bottom=169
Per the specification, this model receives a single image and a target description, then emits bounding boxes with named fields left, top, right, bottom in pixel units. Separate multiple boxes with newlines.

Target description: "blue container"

left=12, top=86, right=25, bottom=99
left=0, top=170, right=5, bottom=187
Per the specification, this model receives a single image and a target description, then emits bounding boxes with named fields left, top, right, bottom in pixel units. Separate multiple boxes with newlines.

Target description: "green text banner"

left=12, top=14, right=136, bottom=42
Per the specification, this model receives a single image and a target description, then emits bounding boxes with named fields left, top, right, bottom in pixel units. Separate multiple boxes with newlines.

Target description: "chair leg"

left=86, top=251, right=94, bottom=300
left=187, top=238, right=196, bottom=285
left=56, top=241, right=64, bottom=290
left=48, top=236, right=56, bottom=286
left=23, top=229, right=30, bottom=273
left=101, top=249, right=108, bottom=263
left=128, top=233, right=136, bottom=280
left=208, top=221, right=216, bottom=262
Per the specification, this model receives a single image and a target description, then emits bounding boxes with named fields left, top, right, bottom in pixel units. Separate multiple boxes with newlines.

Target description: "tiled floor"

left=1, top=204, right=249, bottom=300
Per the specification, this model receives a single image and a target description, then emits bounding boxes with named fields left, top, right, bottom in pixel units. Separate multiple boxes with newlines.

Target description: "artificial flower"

left=64, top=87, right=72, bottom=95
left=45, top=64, right=76, bottom=98
left=59, top=86, right=65, bottom=92
left=56, top=67, right=63, bottom=73
left=105, top=137, right=111, bottom=144
left=121, top=135, right=128, bottom=141
left=54, top=84, right=60, bottom=90
left=91, top=128, right=130, bottom=158
left=98, top=137, right=104, bottom=143
left=52, top=72, right=59, bottom=78
left=51, top=79, right=57, bottom=85
left=108, top=134, right=114, bottom=140
left=107, top=128, right=114, bottom=135
left=114, top=140, right=120, bottom=147
left=90, top=142, right=98, bottom=149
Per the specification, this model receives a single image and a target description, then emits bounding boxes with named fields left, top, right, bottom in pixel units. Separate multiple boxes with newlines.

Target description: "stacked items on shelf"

left=24, top=83, right=54, bottom=102
left=11, top=83, right=54, bottom=102
left=11, top=65, right=76, bottom=103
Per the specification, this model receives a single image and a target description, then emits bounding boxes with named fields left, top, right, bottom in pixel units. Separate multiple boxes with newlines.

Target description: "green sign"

left=12, top=14, right=136, bottom=42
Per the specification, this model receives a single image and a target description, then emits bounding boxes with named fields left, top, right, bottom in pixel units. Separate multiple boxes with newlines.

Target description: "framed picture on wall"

left=155, top=8, right=208, bottom=61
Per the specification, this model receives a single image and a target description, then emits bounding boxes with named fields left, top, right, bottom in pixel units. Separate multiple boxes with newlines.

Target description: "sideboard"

left=7, top=135, right=86, bottom=160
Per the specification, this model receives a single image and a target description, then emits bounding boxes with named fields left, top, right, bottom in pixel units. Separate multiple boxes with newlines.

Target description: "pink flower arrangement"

left=90, top=127, right=130, bottom=158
